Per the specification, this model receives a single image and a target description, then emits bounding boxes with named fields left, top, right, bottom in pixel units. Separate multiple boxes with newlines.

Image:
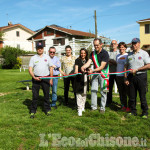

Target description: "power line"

left=97, top=9, right=150, bottom=18
left=63, top=16, right=93, bottom=29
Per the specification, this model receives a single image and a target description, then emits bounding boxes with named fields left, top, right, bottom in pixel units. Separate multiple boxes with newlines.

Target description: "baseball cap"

left=36, top=42, right=44, bottom=49
left=131, top=38, right=140, bottom=43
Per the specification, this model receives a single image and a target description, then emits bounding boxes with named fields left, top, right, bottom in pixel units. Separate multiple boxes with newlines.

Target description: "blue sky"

left=0, top=0, right=150, bottom=43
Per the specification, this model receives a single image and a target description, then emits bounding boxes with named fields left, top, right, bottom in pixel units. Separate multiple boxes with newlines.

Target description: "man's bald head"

left=111, top=40, right=118, bottom=51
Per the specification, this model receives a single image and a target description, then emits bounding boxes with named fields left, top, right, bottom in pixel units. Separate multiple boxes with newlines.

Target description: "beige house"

left=0, top=23, right=35, bottom=51
left=137, top=18, right=150, bottom=51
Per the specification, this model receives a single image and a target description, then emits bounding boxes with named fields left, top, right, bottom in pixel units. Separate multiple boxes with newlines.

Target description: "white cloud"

left=109, top=0, right=143, bottom=7
left=100, top=23, right=139, bottom=43
left=101, top=23, right=137, bottom=35
left=110, top=1, right=131, bottom=7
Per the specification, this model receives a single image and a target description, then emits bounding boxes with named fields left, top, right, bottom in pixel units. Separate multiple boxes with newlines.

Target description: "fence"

left=0, top=56, right=4, bottom=65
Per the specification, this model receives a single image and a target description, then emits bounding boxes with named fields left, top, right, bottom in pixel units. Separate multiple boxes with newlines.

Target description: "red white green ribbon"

left=92, top=50, right=109, bottom=91
left=40, top=73, right=82, bottom=79
left=40, top=69, right=132, bottom=79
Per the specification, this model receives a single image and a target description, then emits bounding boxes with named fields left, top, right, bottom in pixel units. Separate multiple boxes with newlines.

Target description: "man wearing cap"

left=107, top=40, right=119, bottom=106
left=124, top=38, right=150, bottom=119
left=49, top=46, right=61, bottom=108
left=29, top=42, right=53, bottom=118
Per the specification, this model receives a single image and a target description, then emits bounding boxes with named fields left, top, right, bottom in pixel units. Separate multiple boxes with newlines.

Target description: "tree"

left=0, top=31, right=4, bottom=41
left=1, top=46, right=26, bottom=69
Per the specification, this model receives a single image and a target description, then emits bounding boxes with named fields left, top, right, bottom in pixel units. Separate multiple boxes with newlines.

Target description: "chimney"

left=8, top=22, right=12, bottom=26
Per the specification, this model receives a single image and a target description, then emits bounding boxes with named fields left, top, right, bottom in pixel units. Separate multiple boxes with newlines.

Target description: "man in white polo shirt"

left=124, top=38, right=150, bottom=119
left=29, top=42, right=53, bottom=118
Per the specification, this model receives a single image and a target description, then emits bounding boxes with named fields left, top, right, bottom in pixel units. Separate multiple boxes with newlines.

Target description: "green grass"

left=0, top=69, right=150, bottom=150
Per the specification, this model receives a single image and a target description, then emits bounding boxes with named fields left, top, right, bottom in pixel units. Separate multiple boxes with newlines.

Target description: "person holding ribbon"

left=61, top=45, right=76, bottom=106
left=81, top=38, right=109, bottom=113
left=116, top=42, right=130, bottom=112
left=29, top=42, right=53, bottom=118
left=49, top=46, right=61, bottom=109
left=74, top=48, right=89, bottom=116
left=124, top=38, right=150, bottom=119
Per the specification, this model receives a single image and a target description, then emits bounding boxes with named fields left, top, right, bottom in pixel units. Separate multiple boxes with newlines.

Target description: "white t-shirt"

left=29, top=54, right=53, bottom=76
left=116, top=53, right=128, bottom=76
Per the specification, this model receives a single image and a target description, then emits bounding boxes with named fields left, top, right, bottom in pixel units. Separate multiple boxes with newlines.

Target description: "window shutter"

left=62, top=38, right=65, bottom=45
left=145, top=24, right=150, bottom=34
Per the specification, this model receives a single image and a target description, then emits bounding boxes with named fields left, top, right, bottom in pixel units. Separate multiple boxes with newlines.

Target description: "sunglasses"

left=50, top=52, right=55, bottom=54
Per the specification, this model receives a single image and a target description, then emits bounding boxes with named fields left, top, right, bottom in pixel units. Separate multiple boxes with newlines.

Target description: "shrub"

left=13, top=57, right=22, bottom=69
left=1, top=46, right=26, bottom=69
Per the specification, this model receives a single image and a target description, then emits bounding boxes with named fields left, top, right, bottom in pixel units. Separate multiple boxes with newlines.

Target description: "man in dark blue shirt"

left=81, top=38, right=109, bottom=113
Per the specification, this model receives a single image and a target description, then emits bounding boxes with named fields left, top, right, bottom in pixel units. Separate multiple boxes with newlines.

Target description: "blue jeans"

left=91, top=74, right=107, bottom=111
left=50, top=78, right=58, bottom=106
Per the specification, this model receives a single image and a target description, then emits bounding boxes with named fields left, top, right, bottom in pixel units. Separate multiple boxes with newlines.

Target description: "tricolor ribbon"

left=40, top=73, right=82, bottom=79
left=40, top=70, right=132, bottom=79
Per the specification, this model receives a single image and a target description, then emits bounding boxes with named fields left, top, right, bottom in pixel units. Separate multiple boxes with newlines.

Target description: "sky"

left=0, top=0, right=150, bottom=43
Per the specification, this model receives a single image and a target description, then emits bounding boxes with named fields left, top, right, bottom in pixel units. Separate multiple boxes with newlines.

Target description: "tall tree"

left=0, top=31, right=4, bottom=41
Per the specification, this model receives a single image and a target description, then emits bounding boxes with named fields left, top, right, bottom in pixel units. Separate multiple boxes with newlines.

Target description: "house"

left=0, top=22, right=35, bottom=51
left=27, top=24, right=96, bottom=55
left=137, top=18, right=150, bottom=51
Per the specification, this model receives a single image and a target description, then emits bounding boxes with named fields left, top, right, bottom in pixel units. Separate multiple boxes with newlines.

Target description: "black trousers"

left=107, top=75, right=117, bottom=104
left=30, top=78, right=51, bottom=113
left=116, top=76, right=129, bottom=107
left=128, top=73, right=148, bottom=115
left=64, top=77, right=76, bottom=103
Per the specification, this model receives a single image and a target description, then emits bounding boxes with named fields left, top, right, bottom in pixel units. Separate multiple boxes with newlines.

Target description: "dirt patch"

left=0, top=93, right=5, bottom=96
left=0, top=92, right=15, bottom=96
left=121, top=116, right=126, bottom=121
left=113, top=95, right=119, bottom=97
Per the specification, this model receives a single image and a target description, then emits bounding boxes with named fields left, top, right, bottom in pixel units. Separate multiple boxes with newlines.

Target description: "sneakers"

left=82, top=107, right=85, bottom=112
left=121, top=107, right=130, bottom=112
left=121, top=106, right=126, bottom=111
left=47, top=111, right=51, bottom=116
left=103, top=89, right=109, bottom=93
left=100, top=110, right=105, bottom=114
left=78, top=109, right=82, bottom=116
left=141, top=115, right=148, bottom=119
left=126, top=112, right=137, bottom=117
left=30, top=113, right=35, bottom=119
left=126, top=107, right=130, bottom=112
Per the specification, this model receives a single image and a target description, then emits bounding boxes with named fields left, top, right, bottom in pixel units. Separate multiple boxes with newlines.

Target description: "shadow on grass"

left=17, top=87, right=31, bottom=90
left=23, top=96, right=46, bottom=113
left=106, top=101, right=121, bottom=111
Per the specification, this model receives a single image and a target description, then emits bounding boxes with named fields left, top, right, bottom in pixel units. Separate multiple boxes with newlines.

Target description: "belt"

left=34, top=75, right=50, bottom=77
left=129, top=73, right=146, bottom=76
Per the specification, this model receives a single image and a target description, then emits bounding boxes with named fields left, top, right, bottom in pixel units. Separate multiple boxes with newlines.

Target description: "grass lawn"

left=0, top=69, right=150, bottom=150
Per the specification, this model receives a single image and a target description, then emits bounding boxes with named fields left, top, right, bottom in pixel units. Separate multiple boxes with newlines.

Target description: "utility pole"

left=94, top=10, right=98, bottom=38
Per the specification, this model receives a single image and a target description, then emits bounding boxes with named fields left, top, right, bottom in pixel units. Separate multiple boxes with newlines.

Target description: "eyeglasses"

left=94, top=44, right=100, bottom=47
left=50, top=52, right=55, bottom=54
left=111, top=43, right=116, bottom=45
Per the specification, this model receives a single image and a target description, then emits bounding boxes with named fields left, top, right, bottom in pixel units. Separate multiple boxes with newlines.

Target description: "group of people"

left=28, top=38, right=150, bottom=119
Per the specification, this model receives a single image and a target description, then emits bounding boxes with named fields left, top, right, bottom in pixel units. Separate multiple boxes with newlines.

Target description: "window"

left=53, top=38, right=65, bottom=45
left=145, top=24, right=150, bottom=34
left=47, top=30, right=51, bottom=35
left=17, top=44, right=20, bottom=49
left=16, top=31, right=20, bottom=37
